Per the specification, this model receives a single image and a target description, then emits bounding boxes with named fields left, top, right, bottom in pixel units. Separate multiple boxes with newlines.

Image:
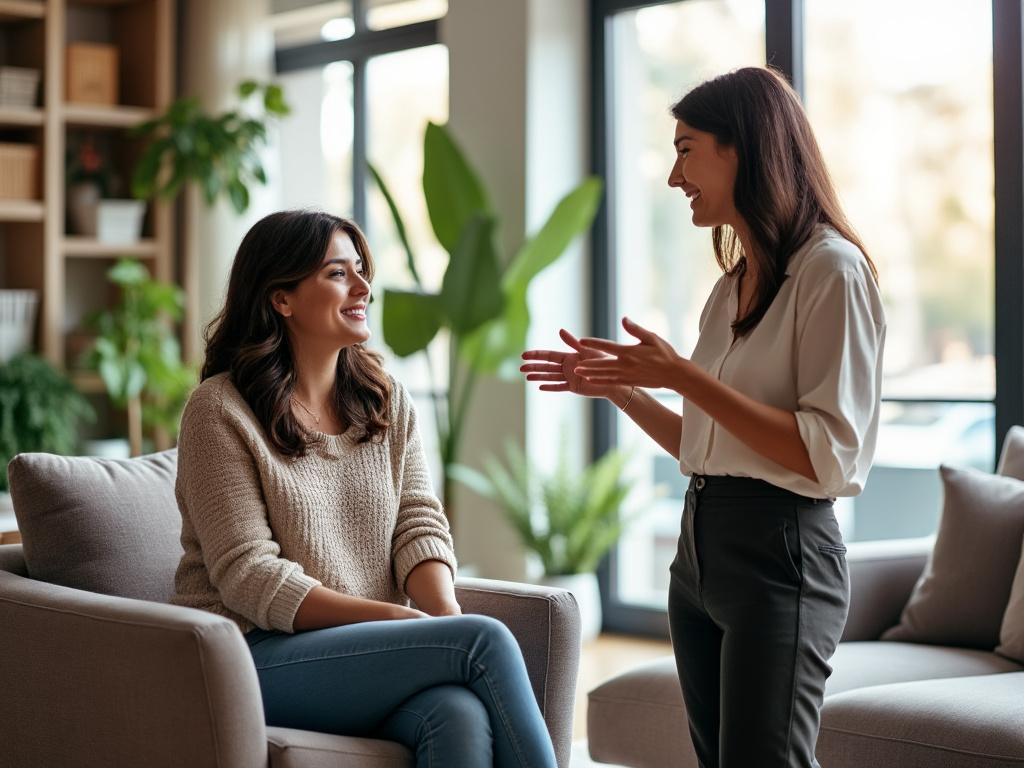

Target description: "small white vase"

left=538, top=571, right=602, bottom=642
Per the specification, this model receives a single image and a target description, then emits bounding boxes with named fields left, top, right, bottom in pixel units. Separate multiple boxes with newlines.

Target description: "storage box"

left=97, top=199, right=146, bottom=244
left=0, top=66, right=41, bottom=109
left=66, top=43, right=119, bottom=105
left=0, top=143, right=39, bottom=199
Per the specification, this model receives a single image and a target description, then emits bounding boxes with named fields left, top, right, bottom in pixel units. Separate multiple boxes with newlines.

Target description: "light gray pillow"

left=8, top=450, right=182, bottom=602
left=995, top=425, right=1024, bottom=661
left=882, top=464, right=1024, bottom=649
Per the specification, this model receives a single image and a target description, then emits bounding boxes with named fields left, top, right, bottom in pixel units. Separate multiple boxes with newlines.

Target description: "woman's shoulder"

left=790, top=225, right=875, bottom=287
left=181, top=372, right=257, bottom=431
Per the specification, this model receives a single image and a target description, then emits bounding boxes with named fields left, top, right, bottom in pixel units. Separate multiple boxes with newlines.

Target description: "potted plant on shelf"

left=65, top=132, right=114, bottom=236
left=371, top=122, right=603, bottom=529
left=451, top=439, right=647, bottom=641
left=83, top=259, right=196, bottom=458
left=0, top=354, right=95, bottom=537
left=130, top=80, right=290, bottom=214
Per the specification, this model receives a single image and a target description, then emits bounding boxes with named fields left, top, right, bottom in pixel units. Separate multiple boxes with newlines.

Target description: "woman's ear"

left=270, top=289, right=293, bottom=318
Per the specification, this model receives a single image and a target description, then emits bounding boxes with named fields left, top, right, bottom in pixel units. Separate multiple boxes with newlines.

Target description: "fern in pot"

left=451, top=439, right=646, bottom=641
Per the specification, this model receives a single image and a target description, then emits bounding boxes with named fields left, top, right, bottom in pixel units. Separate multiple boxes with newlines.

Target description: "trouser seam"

left=785, top=508, right=804, bottom=766
left=396, top=706, right=436, bottom=768
left=474, top=658, right=530, bottom=766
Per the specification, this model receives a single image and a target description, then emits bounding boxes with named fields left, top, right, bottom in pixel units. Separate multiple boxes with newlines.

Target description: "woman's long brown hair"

left=202, top=209, right=391, bottom=456
left=672, top=66, right=879, bottom=337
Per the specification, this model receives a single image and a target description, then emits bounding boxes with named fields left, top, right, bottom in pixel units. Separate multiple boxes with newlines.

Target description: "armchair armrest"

left=456, top=576, right=580, bottom=768
left=0, top=568, right=268, bottom=768
left=840, top=536, right=933, bottom=642
left=0, top=542, right=27, bottom=575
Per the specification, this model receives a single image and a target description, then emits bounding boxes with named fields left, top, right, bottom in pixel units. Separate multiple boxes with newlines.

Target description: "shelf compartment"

left=0, top=1, right=44, bottom=22
left=62, top=236, right=157, bottom=258
left=0, top=198, right=43, bottom=221
left=62, top=103, right=154, bottom=128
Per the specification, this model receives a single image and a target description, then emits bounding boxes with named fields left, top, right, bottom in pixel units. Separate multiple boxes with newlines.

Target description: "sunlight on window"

left=367, top=0, right=447, bottom=31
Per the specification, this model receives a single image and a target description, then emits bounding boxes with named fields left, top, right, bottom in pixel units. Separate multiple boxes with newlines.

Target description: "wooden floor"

left=573, top=632, right=673, bottom=741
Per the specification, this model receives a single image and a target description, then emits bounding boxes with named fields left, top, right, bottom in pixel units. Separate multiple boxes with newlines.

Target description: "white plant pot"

left=97, top=199, right=146, bottom=244
left=538, top=571, right=602, bottom=642
left=83, top=438, right=131, bottom=459
left=0, top=491, right=18, bottom=535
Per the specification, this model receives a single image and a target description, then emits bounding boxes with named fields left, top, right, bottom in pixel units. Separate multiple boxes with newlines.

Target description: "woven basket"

left=0, top=66, right=41, bottom=109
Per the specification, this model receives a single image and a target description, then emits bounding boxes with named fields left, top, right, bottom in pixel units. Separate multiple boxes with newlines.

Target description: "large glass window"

left=595, top=0, right=1010, bottom=627
left=274, top=1, right=447, bottom=483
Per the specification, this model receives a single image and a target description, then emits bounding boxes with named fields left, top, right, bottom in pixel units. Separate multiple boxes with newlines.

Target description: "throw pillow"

left=882, top=464, right=1024, bottom=648
left=8, top=449, right=182, bottom=602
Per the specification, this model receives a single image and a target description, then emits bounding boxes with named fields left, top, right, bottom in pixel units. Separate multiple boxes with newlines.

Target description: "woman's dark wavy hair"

left=671, top=66, right=879, bottom=337
left=202, top=209, right=391, bottom=456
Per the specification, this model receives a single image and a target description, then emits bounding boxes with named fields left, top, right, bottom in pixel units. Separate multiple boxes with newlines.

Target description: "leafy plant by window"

left=450, top=440, right=645, bottom=576
left=0, top=354, right=94, bottom=492
left=85, top=259, right=196, bottom=456
left=131, top=80, right=291, bottom=214
left=371, top=122, right=603, bottom=526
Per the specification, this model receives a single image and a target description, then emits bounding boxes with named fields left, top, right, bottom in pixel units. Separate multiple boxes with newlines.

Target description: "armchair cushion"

left=8, top=450, right=182, bottom=602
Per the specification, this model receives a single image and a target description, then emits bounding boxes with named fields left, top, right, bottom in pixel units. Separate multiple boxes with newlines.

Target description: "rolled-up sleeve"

left=793, top=269, right=886, bottom=497
left=390, top=385, right=458, bottom=593
left=177, top=395, right=321, bottom=632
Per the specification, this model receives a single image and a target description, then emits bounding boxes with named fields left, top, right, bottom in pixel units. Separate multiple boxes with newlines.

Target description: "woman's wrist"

left=608, top=385, right=635, bottom=410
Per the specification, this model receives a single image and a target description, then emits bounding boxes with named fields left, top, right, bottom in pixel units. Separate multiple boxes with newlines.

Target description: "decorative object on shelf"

left=0, top=353, right=94, bottom=495
left=0, top=142, right=39, bottom=200
left=66, top=42, right=119, bottom=106
left=0, top=290, right=39, bottom=363
left=84, top=259, right=196, bottom=457
left=65, top=133, right=115, bottom=235
left=131, top=80, right=291, bottom=214
left=451, top=439, right=647, bottom=641
left=96, top=199, right=146, bottom=244
left=370, top=121, right=603, bottom=528
left=0, top=66, right=41, bottom=109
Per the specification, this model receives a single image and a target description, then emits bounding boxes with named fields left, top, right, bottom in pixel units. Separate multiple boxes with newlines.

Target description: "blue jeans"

left=245, top=614, right=558, bottom=768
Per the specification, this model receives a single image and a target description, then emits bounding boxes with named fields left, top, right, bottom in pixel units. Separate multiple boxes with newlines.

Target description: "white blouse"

left=678, top=225, right=887, bottom=499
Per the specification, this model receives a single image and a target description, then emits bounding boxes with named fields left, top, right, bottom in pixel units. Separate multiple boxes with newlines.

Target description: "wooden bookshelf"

left=0, top=0, right=176, bottom=397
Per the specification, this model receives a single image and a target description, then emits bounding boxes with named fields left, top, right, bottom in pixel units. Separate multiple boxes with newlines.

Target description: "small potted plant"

left=451, top=438, right=649, bottom=641
left=65, top=132, right=114, bottom=236
left=83, top=259, right=196, bottom=457
left=0, top=354, right=95, bottom=536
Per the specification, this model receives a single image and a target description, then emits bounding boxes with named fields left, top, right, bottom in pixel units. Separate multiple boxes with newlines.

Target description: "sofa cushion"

left=882, top=465, right=1024, bottom=649
left=267, top=727, right=411, bottom=768
left=9, top=450, right=182, bottom=602
left=997, top=425, right=1024, bottom=481
left=817, top=672, right=1024, bottom=768
left=587, top=644, right=1020, bottom=768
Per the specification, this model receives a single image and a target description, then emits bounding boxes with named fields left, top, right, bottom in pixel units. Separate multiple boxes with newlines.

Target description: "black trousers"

left=668, top=474, right=850, bottom=768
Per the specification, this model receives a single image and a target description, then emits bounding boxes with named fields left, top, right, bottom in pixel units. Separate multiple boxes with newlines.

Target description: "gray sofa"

left=589, top=429, right=1024, bottom=768
left=0, top=450, right=581, bottom=768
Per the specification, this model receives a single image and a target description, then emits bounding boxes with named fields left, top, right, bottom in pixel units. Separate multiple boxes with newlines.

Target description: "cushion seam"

left=0, top=591, right=220, bottom=632
left=821, top=725, right=1024, bottom=762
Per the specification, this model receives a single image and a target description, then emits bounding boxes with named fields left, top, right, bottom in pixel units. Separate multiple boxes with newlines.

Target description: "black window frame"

left=591, top=0, right=1024, bottom=637
left=274, top=0, right=442, bottom=228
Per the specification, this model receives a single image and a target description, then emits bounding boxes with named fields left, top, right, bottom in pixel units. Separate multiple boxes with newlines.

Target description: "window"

left=274, top=0, right=448, bottom=481
left=593, top=0, right=1022, bottom=634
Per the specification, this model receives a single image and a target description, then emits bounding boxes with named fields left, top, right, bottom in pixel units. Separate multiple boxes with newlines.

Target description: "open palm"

left=521, top=329, right=623, bottom=399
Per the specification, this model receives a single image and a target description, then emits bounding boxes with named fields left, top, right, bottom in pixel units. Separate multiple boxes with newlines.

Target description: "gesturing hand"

left=521, top=328, right=631, bottom=401
left=573, top=317, right=690, bottom=392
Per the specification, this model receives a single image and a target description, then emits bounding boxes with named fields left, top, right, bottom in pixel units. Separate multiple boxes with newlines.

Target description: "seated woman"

left=171, top=209, right=557, bottom=768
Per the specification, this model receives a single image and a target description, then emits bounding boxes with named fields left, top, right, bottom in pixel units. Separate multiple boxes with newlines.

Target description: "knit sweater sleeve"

left=176, top=383, right=321, bottom=632
left=390, top=382, right=458, bottom=593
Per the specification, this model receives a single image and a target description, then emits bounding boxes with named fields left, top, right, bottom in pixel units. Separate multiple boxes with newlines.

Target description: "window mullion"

left=764, top=0, right=803, bottom=93
left=353, top=57, right=368, bottom=228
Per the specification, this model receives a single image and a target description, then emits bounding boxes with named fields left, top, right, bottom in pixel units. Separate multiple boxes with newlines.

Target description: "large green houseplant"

left=0, top=354, right=94, bottom=493
left=371, top=122, right=603, bottom=525
left=451, top=439, right=643, bottom=639
left=131, top=80, right=290, bottom=213
left=84, top=259, right=195, bottom=457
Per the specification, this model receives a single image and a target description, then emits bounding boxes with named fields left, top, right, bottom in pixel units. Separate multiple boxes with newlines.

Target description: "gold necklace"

left=291, top=395, right=321, bottom=426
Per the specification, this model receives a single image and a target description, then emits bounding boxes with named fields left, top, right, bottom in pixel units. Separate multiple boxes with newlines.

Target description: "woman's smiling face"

left=667, top=119, right=740, bottom=229
left=273, top=230, right=372, bottom=349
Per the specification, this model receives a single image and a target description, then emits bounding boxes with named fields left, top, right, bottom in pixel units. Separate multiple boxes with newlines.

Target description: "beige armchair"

left=0, top=450, right=581, bottom=768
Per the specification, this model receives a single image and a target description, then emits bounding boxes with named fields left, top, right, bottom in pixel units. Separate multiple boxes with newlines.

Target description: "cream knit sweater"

left=171, top=372, right=457, bottom=634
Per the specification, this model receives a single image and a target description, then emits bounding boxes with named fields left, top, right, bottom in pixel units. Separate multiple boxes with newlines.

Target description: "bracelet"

left=621, top=386, right=636, bottom=413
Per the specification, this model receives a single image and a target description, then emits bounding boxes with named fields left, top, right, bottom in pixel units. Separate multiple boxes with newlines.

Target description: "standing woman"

left=522, top=67, right=885, bottom=767
left=173, top=209, right=558, bottom=768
